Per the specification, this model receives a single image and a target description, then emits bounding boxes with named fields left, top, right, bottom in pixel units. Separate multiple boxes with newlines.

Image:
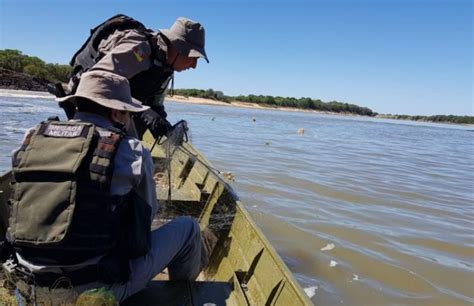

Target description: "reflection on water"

left=1, top=91, right=473, bottom=306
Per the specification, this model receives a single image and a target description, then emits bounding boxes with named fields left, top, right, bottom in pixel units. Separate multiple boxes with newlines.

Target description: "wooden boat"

left=0, top=131, right=312, bottom=305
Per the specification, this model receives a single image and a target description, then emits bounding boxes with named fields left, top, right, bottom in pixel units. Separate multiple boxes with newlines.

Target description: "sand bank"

left=166, top=95, right=344, bottom=116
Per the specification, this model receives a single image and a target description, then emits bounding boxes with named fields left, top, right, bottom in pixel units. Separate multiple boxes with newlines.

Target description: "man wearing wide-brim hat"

left=66, top=15, right=209, bottom=139
left=10, top=70, right=206, bottom=303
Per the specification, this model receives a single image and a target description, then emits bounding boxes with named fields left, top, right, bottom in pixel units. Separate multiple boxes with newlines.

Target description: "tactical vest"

left=7, top=120, right=130, bottom=265
left=68, top=14, right=173, bottom=103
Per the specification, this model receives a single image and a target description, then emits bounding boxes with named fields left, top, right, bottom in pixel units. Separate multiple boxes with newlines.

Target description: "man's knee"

left=174, top=216, right=200, bottom=239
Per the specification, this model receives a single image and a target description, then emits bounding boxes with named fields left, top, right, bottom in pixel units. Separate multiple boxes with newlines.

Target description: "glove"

left=139, top=108, right=172, bottom=138
left=154, top=104, right=168, bottom=119
left=145, top=95, right=168, bottom=118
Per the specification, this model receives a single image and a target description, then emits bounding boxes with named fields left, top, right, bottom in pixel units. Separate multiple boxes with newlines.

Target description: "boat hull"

left=0, top=131, right=311, bottom=305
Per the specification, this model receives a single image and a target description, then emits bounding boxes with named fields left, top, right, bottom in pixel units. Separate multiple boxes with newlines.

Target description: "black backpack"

left=69, top=14, right=149, bottom=77
left=49, top=14, right=169, bottom=119
left=48, top=15, right=151, bottom=118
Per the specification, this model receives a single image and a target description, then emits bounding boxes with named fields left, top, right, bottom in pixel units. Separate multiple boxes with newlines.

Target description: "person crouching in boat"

left=3, top=70, right=204, bottom=303
left=59, top=14, right=209, bottom=140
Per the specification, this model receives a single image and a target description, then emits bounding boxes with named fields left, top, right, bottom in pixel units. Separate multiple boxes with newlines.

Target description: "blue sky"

left=0, top=0, right=472, bottom=115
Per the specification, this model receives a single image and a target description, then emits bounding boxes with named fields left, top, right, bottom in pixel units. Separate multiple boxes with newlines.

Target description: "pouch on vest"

left=9, top=121, right=95, bottom=245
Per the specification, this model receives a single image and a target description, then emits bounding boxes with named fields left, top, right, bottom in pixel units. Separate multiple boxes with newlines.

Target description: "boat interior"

left=0, top=132, right=311, bottom=305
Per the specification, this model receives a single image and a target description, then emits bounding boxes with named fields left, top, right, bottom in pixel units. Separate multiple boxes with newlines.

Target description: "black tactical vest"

left=7, top=121, right=130, bottom=264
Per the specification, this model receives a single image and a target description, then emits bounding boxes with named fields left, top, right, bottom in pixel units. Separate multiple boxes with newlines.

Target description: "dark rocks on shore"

left=0, top=68, right=49, bottom=91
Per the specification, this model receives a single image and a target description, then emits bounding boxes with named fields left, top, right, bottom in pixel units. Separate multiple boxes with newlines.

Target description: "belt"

left=33, top=264, right=99, bottom=288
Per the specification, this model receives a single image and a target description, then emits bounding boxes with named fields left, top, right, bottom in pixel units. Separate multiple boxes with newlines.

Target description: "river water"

left=0, top=90, right=473, bottom=305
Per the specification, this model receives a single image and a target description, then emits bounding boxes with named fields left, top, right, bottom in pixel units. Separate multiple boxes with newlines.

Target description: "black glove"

left=154, top=104, right=168, bottom=119
left=139, top=108, right=172, bottom=138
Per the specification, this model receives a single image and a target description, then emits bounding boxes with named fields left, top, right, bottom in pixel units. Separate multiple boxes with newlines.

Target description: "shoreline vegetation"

left=1, top=49, right=472, bottom=124
left=170, top=89, right=474, bottom=125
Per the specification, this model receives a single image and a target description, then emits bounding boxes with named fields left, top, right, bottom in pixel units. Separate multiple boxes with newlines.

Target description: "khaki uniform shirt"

left=90, top=29, right=172, bottom=109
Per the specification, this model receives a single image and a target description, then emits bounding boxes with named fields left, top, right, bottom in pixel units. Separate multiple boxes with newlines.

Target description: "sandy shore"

left=0, top=89, right=342, bottom=116
left=166, top=95, right=345, bottom=116
left=0, top=88, right=53, bottom=99
left=1, top=90, right=470, bottom=125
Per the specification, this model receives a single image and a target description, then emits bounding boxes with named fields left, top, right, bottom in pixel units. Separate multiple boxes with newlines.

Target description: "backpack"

left=7, top=120, right=128, bottom=263
left=48, top=15, right=155, bottom=118
left=70, top=14, right=149, bottom=77
left=7, top=119, right=152, bottom=283
left=68, top=14, right=171, bottom=99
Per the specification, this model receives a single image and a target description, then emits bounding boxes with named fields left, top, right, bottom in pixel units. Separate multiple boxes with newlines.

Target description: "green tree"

left=23, top=64, right=49, bottom=79
left=0, top=49, right=25, bottom=71
left=0, top=49, right=72, bottom=82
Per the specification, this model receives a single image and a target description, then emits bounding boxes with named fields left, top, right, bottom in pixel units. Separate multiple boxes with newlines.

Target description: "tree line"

left=0, top=49, right=72, bottom=83
left=173, top=88, right=377, bottom=116
left=173, top=89, right=473, bottom=124
left=382, top=114, right=474, bottom=125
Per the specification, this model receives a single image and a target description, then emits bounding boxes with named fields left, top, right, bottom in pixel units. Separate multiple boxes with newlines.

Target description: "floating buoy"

left=222, top=171, right=235, bottom=181
left=320, top=243, right=335, bottom=251
left=304, top=286, right=318, bottom=298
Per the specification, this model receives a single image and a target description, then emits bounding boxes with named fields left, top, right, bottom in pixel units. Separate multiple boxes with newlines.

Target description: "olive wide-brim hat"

left=160, top=17, right=209, bottom=63
left=56, top=70, right=149, bottom=112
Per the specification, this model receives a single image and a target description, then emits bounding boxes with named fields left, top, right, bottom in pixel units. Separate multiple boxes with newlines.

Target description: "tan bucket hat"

left=160, top=17, right=209, bottom=63
left=56, top=70, right=149, bottom=112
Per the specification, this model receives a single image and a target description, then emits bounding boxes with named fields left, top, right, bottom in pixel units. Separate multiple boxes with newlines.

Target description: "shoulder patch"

left=133, top=45, right=146, bottom=62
